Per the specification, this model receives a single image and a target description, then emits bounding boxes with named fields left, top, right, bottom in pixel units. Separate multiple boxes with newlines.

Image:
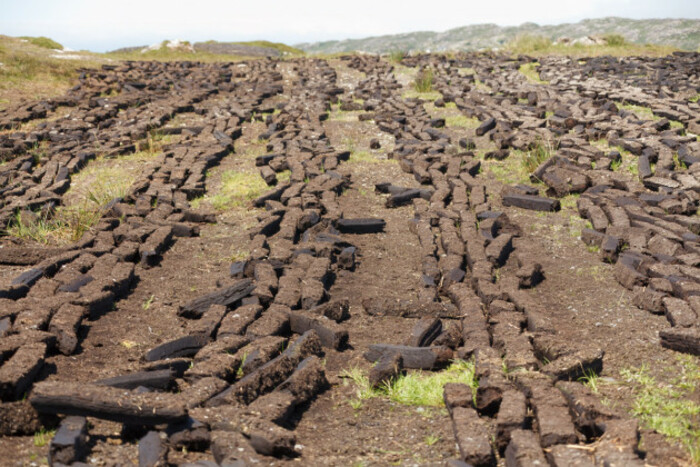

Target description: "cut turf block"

left=178, top=280, right=255, bottom=319
left=95, top=369, right=174, bottom=390
left=451, top=406, right=494, bottom=466
left=364, top=344, right=452, bottom=370
left=502, top=193, right=560, bottom=212
left=659, top=327, right=700, bottom=355
left=139, top=430, right=168, bottom=467
left=0, top=342, right=46, bottom=401
left=369, top=353, right=403, bottom=389
left=505, top=429, right=547, bottom=466
left=145, top=334, right=210, bottom=362
left=405, top=317, right=442, bottom=347
left=335, top=218, right=386, bottom=234
left=30, top=381, right=188, bottom=425
left=288, top=310, right=348, bottom=349
left=49, top=416, right=88, bottom=465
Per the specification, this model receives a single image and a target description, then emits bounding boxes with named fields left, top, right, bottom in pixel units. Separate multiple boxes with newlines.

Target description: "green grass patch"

left=620, top=103, right=657, bottom=121
left=6, top=150, right=158, bottom=244
left=690, top=95, right=700, bottom=103
left=521, top=139, right=554, bottom=176
left=559, top=194, right=579, bottom=211
left=403, top=89, right=443, bottom=101
left=519, top=62, right=548, bottom=84
left=389, top=50, right=407, bottom=63
left=19, top=36, right=63, bottom=50
left=387, top=360, right=477, bottom=406
left=230, top=40, right=303, bottom=55
left=505, top=33, right=676, bottom=58
left=341, top=360, right=478, bottom=408
left=487, top=157, right=530, bottom=185
left=277, top=170, right=291, bottom=182
left=445, top=114, right=481, bottom=128
left=207, top=170, right=268, bottom=210
left=348, top=151, right=394, bottom=164
left=673, top=154, right=688, bottom=171
left=413, top=68, right=434, bottom=93
left=620, top=356, right=700, bottom=464
left=507, top=35, right=552, bottom=54
left=33, top=428, right=56, bottom=447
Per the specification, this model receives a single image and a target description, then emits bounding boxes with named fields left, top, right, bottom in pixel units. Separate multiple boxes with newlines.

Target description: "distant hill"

left=109, top=40, right=303, bottom=57
left=297, top=17, right=700, bottom=54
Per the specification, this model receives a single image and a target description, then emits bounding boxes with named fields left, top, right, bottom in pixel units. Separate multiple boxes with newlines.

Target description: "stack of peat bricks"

left=0, top=49, right=698, bottom=465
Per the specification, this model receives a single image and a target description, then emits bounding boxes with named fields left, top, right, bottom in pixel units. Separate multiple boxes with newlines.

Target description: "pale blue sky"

left=1, top=0, right=699, bottom=52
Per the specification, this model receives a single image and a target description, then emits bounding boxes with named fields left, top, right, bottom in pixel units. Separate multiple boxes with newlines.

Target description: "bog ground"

left=0, top=51, right=699, bottom=466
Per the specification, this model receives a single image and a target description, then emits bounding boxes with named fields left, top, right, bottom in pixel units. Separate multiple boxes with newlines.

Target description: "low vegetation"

left=518, top=62, right=548, bottom=84
left=505, top=33, right=676, bottom=58
left=341, top=359, right=478, bottom=408
left=6, top=147, right=161, bottom=244
left=19, top=36, right=63, bottom=50
left=620, top=356, right=700, bottom=463
left=413, top=68, right=434, bottom=93
left=522, top=139, right=554, bottom=175
left=206, top=170, right=269, bottom=211
left=33, top=428, right=56, bottom=447
left=0, top=35, right=99, bottom=109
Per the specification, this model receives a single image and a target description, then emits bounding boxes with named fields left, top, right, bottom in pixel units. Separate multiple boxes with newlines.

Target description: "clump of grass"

left=519, top=62, right=548, bottom=84
left=619, top=103, right=657, bottom=121
left=341, top=360, right=478, bottom=408
left=445, top=115, right=480, bottom=128
left=389, top=50, right=407, bottom=63
left=208, top=170, right=268, bottom=211
left=487, top=156, right=530, bottom=185
left=620, top=356, right=700, bottom=464
left=19, top=36, right=63, bottom=50
left=6, top=149, right=159, bottom=244
left=507, top=34, right=552, bottom=54
left=348, top=151, right=394, bottom=164
left=673, top=154, right=688, bottom=171
left=142, top=295, right=155, bottom=310
left=559, top=194, right=580, bottom=210
left=521, top=139, right=554, bottom=175
left=277, top=170, right=291, bottom=182
left=5, top=211, right=63, bottom=244
left=236, top=352, right=249, bottom=379
left=340, top=367, right=379, bottom=401
left=413, top=68, right=434, bottom=93
left=33, top=428, right=56, bottom=447
left=578, top=368, right=601, bottom=393
left=603, top=34, right=626, bottom=47
left=690, top=95, right=700, bottom=103
left=386, top=359, right=477, bottom=406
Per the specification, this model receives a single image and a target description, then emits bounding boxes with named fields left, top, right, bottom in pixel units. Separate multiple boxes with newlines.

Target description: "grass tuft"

left=341, top=360, right=478, bottom=408
left=620, top=357, right=700, bottom=463
left=33, top=428, right=56, bottom=447
left=389, top=50, right=407, bottom=63
left=386, top=360, right=477, bottom=406
left=445, top=114, right=481, bottom=128
left=519, top=62, right=548, bottom=84
left=348, top=151, right=394, bottom=164
left=507, top=35, right=552, bottom=54
left=208, top=170, right=269, bottom=211
left=522, top=139, right=554, bottom=176
left=413, top=68, right=434, bottom=93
